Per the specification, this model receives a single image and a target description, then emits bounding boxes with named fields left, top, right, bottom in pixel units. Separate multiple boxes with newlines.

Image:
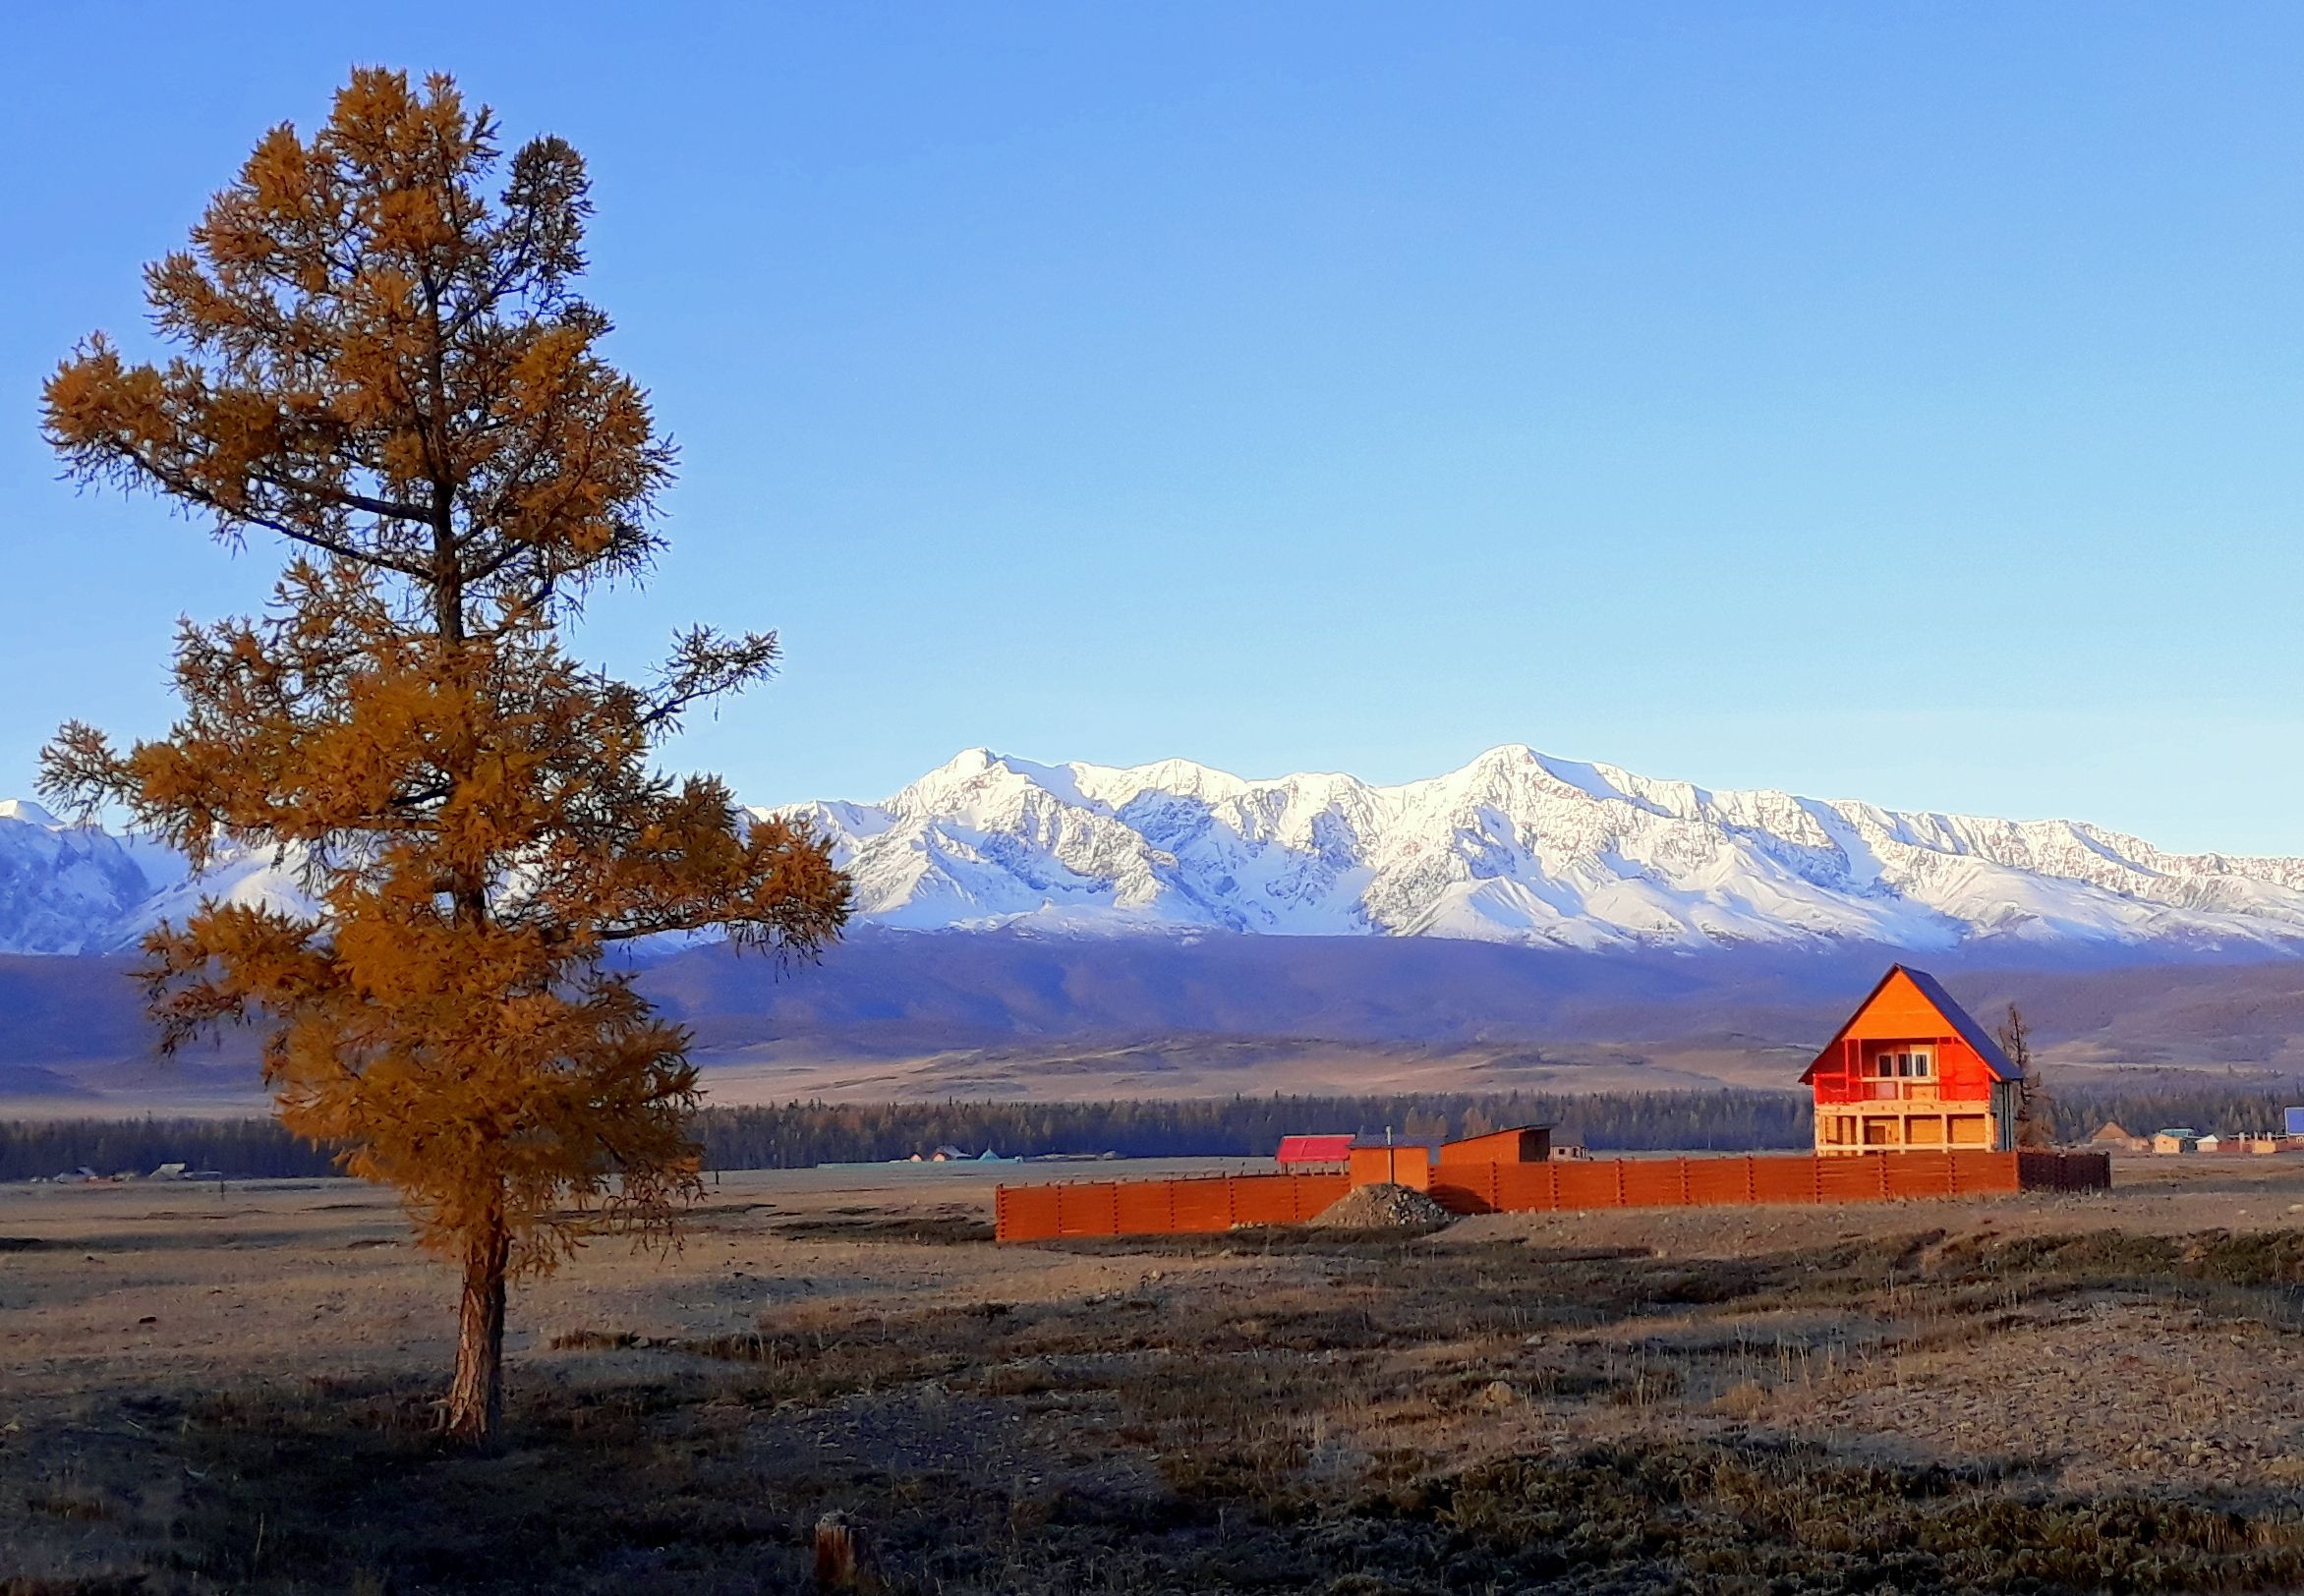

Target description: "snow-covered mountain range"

left=8, top=744, right=2304, bottom=957
left=765, top=746, right=2304, bottom=955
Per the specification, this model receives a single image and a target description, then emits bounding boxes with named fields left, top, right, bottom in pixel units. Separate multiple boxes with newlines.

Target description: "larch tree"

left=37, top=69, right=850, bottom=1442
left=1996, top=1002, right=2053, bottom=1148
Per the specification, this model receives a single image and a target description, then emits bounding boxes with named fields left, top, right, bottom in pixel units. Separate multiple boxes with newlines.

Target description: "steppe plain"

left=10, top=1156, right=2304, bottom=1592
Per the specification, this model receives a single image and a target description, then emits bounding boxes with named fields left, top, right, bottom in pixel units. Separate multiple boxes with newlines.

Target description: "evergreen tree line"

left=686, top=1090, right=1817, bottom=1168
left=0, top=1116, right=340, bottom=1181
left=7, top=1082, right=2298, bottom=1182
left=2, top=1092, right=1799, bottom=1179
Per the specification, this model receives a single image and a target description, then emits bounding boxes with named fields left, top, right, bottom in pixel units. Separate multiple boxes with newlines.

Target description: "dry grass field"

left=10, top=1156, right=2304, bottom=1592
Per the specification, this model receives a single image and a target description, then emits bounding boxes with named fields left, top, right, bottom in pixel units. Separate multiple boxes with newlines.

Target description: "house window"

left=1872, top=1048, right=1934, bottom=1079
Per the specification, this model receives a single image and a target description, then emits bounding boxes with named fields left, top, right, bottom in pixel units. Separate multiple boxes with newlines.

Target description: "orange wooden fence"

left=993, top=1150, right=2109, bottom=1242
left=994, top=1169, right=1352, bottom=1242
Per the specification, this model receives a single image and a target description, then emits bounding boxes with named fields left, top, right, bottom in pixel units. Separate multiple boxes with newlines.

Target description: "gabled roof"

left=1800, top=964, right=2020, bottom=1084
left=1276, top=1134, right=1354, bottom=1162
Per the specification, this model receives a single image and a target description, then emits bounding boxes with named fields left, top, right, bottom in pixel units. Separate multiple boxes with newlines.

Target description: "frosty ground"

left=9, top=1157, right=2304, bottom=1592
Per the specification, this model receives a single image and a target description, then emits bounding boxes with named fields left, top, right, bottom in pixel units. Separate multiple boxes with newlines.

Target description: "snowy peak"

left=0, top=803, right=320, bottom=956
left=0, top=801, right=154, bottom=953
left=760, top=748, right=2304, bottom=954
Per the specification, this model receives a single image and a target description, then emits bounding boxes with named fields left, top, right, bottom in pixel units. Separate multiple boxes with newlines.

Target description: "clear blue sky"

left=4, top=3, right=2300, bottom=850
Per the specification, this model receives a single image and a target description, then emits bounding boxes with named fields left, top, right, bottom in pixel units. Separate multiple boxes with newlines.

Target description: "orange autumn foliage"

left=37, top=69, right=849, bottom=1440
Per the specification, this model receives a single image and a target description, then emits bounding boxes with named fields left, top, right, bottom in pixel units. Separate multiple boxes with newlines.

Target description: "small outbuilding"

left=1276, top=1134, right=1355, bottom=1168
left=1437, top=1126, right=1552, bottom=1167
left=1348, top=1142, right=1433, bottom=1190
left=1339, top=1125, right=1554, bottom=1191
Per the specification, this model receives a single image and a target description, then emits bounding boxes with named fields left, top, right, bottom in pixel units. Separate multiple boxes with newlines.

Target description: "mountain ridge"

left=761, top=744, right=2304, bottom=955
left=7, top=742, right=2304, bottom=958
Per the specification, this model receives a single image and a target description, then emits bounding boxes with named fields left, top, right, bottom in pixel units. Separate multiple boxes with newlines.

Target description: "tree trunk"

left=444, top=1213, right=510, bottom=1443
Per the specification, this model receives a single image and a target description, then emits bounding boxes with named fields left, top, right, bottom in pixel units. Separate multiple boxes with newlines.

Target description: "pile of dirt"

left=1312, top=1182, right=1452, bottom=1230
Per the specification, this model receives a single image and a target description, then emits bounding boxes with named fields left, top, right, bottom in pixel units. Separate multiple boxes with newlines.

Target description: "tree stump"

left=814, top=1510, right=860, bottom=1590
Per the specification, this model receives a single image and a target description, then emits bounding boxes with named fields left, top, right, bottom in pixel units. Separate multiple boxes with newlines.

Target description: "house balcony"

left=1818, top=1081, right=1997, bottom=1112
left=1818, top=1080, right=1955, bottom=1105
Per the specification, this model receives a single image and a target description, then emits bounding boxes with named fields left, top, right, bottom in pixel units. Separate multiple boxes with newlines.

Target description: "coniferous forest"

left=4, top=1084, right=2296, bottom=1182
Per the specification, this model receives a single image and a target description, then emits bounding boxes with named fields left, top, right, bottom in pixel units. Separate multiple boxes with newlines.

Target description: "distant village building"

left=2152, top=1128, right=2199, bottom=1156
left=1802, top=965, right=2023, bottom=1157
left=2089, top=1122, right=2149, bottom=1153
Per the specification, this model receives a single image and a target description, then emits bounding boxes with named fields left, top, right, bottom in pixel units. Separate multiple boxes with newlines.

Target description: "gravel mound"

left=1312, top=1182, right=1452, bottom=1230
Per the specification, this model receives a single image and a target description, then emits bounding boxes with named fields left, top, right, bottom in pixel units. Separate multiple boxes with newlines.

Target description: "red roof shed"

left=1276, top=1134, right=1354, bottom=1166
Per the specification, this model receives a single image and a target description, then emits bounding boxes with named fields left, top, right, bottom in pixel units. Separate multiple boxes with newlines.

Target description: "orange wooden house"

left=1802, top=965, right=2022, bottom=1156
